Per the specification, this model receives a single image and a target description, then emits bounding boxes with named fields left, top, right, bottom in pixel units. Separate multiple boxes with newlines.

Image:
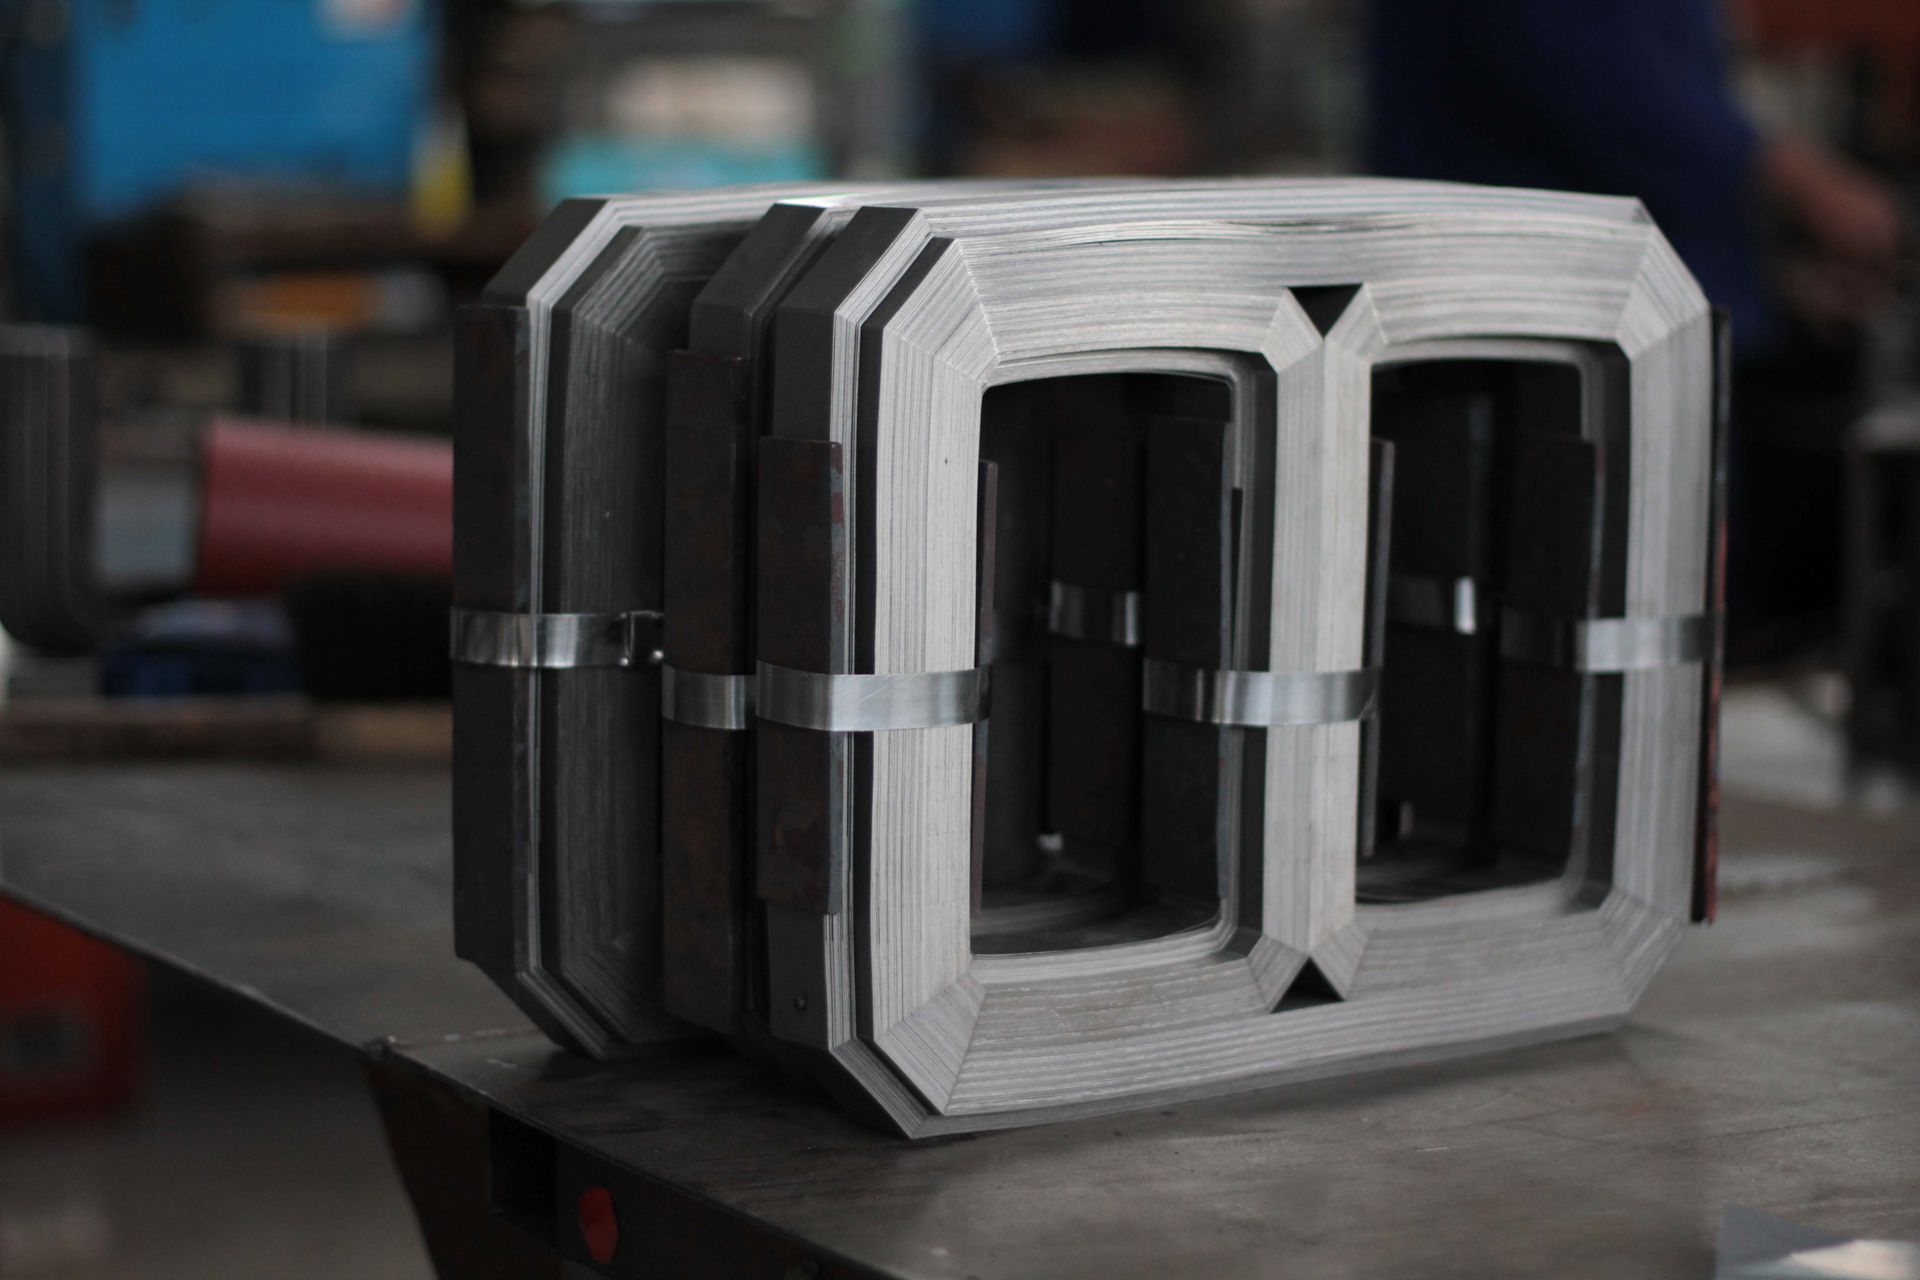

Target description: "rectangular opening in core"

left=970, top=371, right=1237, bottom=954
left=1364, top=356, right=1618, bottom=904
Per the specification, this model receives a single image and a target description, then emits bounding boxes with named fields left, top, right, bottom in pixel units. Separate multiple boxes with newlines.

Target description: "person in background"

left=1365, top=0, right=1907, bottom=657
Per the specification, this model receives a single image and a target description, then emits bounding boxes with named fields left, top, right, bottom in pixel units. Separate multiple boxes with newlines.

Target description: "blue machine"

left=3, top=0, right=436, bottom=321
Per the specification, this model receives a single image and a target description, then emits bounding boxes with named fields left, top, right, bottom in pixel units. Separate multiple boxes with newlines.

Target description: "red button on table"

left=578, top=1186, right=620, bottom=1265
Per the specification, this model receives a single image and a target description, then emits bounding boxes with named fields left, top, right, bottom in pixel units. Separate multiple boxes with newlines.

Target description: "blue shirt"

left=1367, top=0, right=1774, bottom=353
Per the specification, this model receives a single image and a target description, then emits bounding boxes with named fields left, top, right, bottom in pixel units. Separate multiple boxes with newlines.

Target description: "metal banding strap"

left=1500, top=609, right=1718, bottom=673
left=661, top=666, right=753, bottom=731
left=1048, top=580, right=1142, bottom=648
left=1386, top=573, right=1486, bottom=636
left=1141, top=658, right=1379, bottom=727
left=449, top=608, right=662, bottom=670
left=756, top=661, right=990, bottom=732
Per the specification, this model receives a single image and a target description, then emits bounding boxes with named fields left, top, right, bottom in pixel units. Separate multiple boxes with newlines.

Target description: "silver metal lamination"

left=448, top=608, right=662, bottom=670
left=756, top=661, right=990, bottom=732
left=1141, top=659, right=1379, bottom=727
left=661, top=666, right=754, bottom=730
left=1500, top=610, right=1717, bottom=673
left=1048, top=580, right=1143, bottom=647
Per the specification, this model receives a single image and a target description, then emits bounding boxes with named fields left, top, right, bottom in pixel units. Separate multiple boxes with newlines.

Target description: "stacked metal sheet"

left=0, top=327, right=101, bottom=653
left=451, top=179, right=1725, bottom=1136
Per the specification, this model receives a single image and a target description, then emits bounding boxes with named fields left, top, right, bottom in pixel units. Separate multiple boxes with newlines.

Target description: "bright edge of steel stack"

left=449, top=178, right=1726, bottom=1138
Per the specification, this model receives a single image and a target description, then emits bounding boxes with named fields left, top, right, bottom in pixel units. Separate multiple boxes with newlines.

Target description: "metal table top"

left=1, top=762, right=1914, bottom=1278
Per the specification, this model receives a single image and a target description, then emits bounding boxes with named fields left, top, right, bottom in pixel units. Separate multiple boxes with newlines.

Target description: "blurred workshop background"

left=0, top=0, right=1915, bottom=1276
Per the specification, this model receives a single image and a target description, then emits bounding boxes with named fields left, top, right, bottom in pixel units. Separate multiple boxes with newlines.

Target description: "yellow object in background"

left=413, top=103, right=474, bottom=240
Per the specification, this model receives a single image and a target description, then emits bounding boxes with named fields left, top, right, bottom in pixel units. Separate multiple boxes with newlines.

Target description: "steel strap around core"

left=1386, top=572, right=1488, bottom=636
left=1141, top=659, right=1379, bottom=727
left=448, top=608, right=661, bottom=670
left=1048, top=581, right=1143, bottom=647
left=661, top=666, right=754, bottom=730
left=756, top=662, right=989, bottom=732
left=1499, top=610, right=1718, bottom=673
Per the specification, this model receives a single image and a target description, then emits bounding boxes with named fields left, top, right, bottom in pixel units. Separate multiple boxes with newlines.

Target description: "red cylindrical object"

left=194, top=417, right=452, bottom=597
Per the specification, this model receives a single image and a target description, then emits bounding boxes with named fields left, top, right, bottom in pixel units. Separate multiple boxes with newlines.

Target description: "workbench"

left=0, top=763, right=1913, bottom=1278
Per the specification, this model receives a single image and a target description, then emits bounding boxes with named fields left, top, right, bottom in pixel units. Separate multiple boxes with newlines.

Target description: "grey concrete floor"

left=0, top=970, right=432, bottom=1279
